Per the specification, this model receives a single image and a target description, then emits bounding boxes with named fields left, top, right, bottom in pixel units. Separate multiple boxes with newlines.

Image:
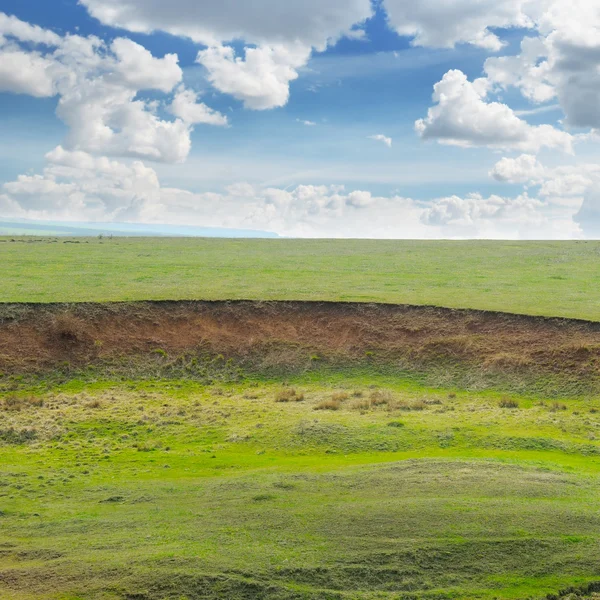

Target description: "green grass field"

left=2, top=376, right=600, bottom=600
left=2, top=237, right=600, bottom=599
left=1, top=238, right=599, bottom=320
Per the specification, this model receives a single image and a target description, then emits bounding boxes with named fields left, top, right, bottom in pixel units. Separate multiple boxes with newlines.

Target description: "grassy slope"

left=2, top=377, right=600, bottom=600
left=1, top=238, right=599, bottom=320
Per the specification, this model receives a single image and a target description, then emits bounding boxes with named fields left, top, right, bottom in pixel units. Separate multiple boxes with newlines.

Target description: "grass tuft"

left=350, top=399, right=371, bottom=411
left=315, top=398, right=342, bottom=411
left=370, top=389, right=394, bottom=406
left=49, top=313, right=88, bottom=344
left=499, top=397, right=520, bottom=409
left=1, top=395, right=43, bottom=411
left=275, top=388, right=304, bottom=402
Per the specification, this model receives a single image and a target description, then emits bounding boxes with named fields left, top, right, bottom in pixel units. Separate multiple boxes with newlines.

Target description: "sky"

left=1, top=0, right=600, bottom=238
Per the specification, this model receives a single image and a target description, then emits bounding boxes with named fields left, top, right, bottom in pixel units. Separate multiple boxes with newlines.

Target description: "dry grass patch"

left=388, top=399, right=428, bottom=412
left=424, top=398, right=444, bottom=406
left=409, top=400, right=427, bottom=411
left=499, top=397, right=520, bottom=409
left=369, top=390, right=394, bottom=406
left=315, top=398, right=342, bottom=411
left=483, top=352, right=533, bottom=370
left=550, top=402, right=568, bottom=412
left=275, top=388, right=305, bottom=403
left=348, top=390, right=431, bottom=412
left=49, top=313, right=90, bottom=345
left=315, top=391, right=350, bottom=411
left=350, top=399, right=371, bottom=411
left=1, top=395, right=44, bottom=411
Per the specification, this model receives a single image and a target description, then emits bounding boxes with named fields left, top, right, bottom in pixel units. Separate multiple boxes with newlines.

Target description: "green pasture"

left=1, top=238, right=599, bottom=320
left=2, top=376, right=600, bottom=599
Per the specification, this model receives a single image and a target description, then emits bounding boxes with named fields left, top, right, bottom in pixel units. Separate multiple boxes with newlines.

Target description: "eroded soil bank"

left=1, top=301, right=599, bottom=395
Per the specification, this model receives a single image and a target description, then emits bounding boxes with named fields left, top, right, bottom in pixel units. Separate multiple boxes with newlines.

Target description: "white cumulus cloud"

left=490, top=154, right=545, bottom=183
left=1, top=146, right=162, bottom=221
left=415, top=69, right=573, bottom=153
left=79, top=0, right=373, bottom=50
left=369, top=134, right=392, bottom=148
left=421, top=192, right=580, bottom=239
left=575, top=184, right=600, bottom=237
left=382, top=0, right=546, bottom=51
left=108, top=37, right=182, bottom=93
left=79, top=0, right=374, bottom=111
left=3, top=3, right=600, bottom=241
left=0, top=150, right=421, bottom=237
left=491, top=155, right=600, bottom=204
left=0, top=12, right=62, bottom=45
left=196, top=43, right=311, bottom=110
left=0, top=13, right=225, bottom=163
left=169, top=88, right=228, bottom=126
left=484, top=0, right=600, bottom=129
left=0, top=50, right=58, bottom=97
left=1, top=147, right=590, bottom=240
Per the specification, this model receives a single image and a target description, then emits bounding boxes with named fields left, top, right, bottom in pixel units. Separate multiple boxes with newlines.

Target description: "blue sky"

left=0, top=0, right=599, bottom=238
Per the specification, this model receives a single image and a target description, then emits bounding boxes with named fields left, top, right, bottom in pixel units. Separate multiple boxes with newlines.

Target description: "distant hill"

left=0, top=219, right=279, bottom=238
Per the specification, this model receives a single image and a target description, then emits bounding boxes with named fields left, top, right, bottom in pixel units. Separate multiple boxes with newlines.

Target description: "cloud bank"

left=1, top=1, right=600, bottom=238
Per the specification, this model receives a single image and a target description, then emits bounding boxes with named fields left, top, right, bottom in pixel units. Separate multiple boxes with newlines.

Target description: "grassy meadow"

left=1, top=238, right=599, bottom=320
left=2, top=237, right=600, bottom=599
left=2, top=376, right=600, bottom=600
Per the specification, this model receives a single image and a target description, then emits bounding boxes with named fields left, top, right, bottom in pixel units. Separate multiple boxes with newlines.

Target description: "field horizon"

left=1, top=237, right=599, bottom=321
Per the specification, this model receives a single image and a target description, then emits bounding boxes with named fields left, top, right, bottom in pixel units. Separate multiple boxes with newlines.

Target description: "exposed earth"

left=1, top=301, right=598, bottom=396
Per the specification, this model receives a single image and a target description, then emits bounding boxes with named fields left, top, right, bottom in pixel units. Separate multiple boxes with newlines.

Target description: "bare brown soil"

left=0, top=301, right=599, bottom=393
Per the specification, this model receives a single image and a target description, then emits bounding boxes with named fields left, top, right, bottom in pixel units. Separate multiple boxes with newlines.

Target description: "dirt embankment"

left=0, top=301, right=599, bottom=393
